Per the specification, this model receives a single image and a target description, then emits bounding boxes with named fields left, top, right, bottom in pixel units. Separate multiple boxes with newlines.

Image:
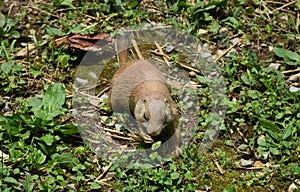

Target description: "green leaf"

left=0, top=12, right=5, bottom=28
left=60, top=0, right=74, bottom=8
left=257, top=137, right=267, bottom=146
left=273, top=48, right=299, bottom=61
left=90, top=182, right=102, bottom=189
left=282, top=126, right=293, bottom=140
left=42, top=82, right=66, bottom=120
left=11, top=64, right=24, bottom=73
left=247, top=90, right=261, bottom=99
left=149, top=151, right=159, bottom=160
left=35, top=150, right=47, bottom=164
left=54, top=124, right=79, bottom=135
left=47, top=27, right=62, bottom=36
left=273, top=48, right=300, bottom=66
left=1, top=61, right=14, bottom=74
left=29, top=66, right=44, bottom=78
left=115, top=0, right=122, bottom=5
left=184, top=171, right=192, bottom=180
left=58, top=54, right=70, bottom=68
left=43, top=83, right=65, bottom=109
left=50, top=153, right=77, bottom=168
left=259, top=118, right=281, bottom=132
left=170, top=172, right=179, bottom=180
left=273, top=47, right=286, bottom=58
left=241, top=74, right=250, bottom=85
left=210, top=20, right=220, bottom=33
left=41, top=134, right=55, bottom=146
left=4, top=177, right=19, bottom=184
left=196, top=75, right=210, bottom=84
left=72, top=163, right=86, bottom=171
left=21, top=130, right=31, bottom=140
left=257, top=146, right=268, bottom=154
left=129, top=1, right=139, bottom=9
left=224, top=140, right=234, bottom=146
left=151, top=141, right=162, bottom=150
left=194, top=0, right=227, bottom=14
left=164, top=179, right=172, bottom=185
left=10, top=30, right=20, bottom=38
left=28, top=97, right=42, bottom=112
left=238, top=144, right=249, bottom=150
left=269, top=147, right=280, bottom=155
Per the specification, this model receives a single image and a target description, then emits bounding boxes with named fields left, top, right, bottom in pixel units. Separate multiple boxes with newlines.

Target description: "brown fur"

left=109, top=48, right=179, bottom=151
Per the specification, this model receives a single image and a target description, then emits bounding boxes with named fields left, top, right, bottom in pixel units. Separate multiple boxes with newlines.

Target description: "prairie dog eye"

left=143, top=98, right=147, bottom=104
left=164, top=98, right=169, bottom=103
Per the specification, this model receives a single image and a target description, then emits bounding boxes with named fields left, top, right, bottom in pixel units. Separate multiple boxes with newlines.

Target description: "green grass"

left=0, top=0, right=299, bottom=191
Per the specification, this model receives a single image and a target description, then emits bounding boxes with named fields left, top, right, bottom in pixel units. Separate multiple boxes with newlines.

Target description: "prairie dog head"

left=134, top=96, right=176, bottom=138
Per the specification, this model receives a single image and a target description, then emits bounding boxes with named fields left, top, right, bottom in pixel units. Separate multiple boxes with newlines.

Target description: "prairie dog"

left=109, top=42, right=179, bottom=145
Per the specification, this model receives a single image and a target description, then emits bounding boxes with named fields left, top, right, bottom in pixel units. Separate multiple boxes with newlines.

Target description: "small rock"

left=0, top=150, right=9, bottom=160
left=280, top=15, right=289, bottom=21
left=269, top=46, right=273, bottom=52
left=29, top=29, right=36, bottom=35
left=115, top=123, right=122, bottom=130
left=268, top=63, right=281, bottom=70
left=143, top=23, right=152, bottom=28
left=100, top=116, right=108, bottom=123
left=189, top=71, right=196, bottom=77
left=261, top=43, right=267, bottom=47
left=75, top=77, right=89, bottom=86
left=289, top=86, right=299, bottom=93
left=165, top=45, right=175, bottom=53
left=239, top=158, right=253, bottom=167
left=25, top=23, right=30, bottom=29
left=270, top=164, right=280, bottom=169
left=200, top=185, right=212, bottom=191
left=201, top=52, right=212, bottom=59
left=203, top=43, right=209, bottom=51
left=217, top=50, right=224, bottom=58
left=269, top=184, right=275, bottom=191
left=89, top=72, right=97, bottom=79
left=219, top=27, right=228, bottom=34
left=258, top=153, right=269, bottom=163
left=184, top=58, right=191, bottom=64
left=230, top=37, right=240, bottom=45
left=99, top=94, right=108, bottom=100
left=64, top=184, right=77, bottom=192
left=198, top=29, right=208, bottom=35
left=73, top=109, right=78, bottom=115
left=287, top=73, right=300, bottom=82
left=288, top=183, right=298, bottom=192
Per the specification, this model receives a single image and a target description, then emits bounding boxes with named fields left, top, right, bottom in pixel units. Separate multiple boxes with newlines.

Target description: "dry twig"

left=154, top=41, right=170, bottom=66
left=95, top=162, right=113, bottom=181
left=214, top=160, right=225, bottom=174
left=131, top=39, right=144, bottom=60
left=150, top=50, right=201, bottom=74
left=282, top=68, right=300, bottom=74
left=215, top=39, right=240, bottom=62
left=270, top=0, right=297, bottom=14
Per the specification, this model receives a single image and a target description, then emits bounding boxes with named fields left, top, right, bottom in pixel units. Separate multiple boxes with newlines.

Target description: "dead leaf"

left=54, top=33, right=113, bottom=51
left=15, top=43, right=36, bottom=57
left=254, top=160, right=266, bottom=168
